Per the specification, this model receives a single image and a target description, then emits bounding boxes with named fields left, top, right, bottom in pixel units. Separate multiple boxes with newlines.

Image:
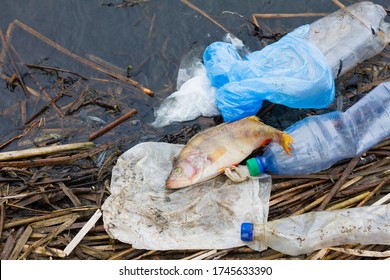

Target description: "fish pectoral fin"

left=207, top=146, right=227, bottom=163
left=224, top=165, right=250, bottom=183
left=260, top=138, right=272, bottom=147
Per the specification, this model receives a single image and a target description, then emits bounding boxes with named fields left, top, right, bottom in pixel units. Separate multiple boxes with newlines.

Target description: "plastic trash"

left=249, top=81, right=390, bottom=175
left=304, top=1, right=390, bottom=77
left=101, top=142, right=271, bottom=251
left=151, top=35, right=248, bottom=127
left=204, top=26, right=335, bottom=122
left=241, top=204, right=390, bottom=256
left=151, top=57, right=219, bottom=127
left=153, top=2, right=390, bottom=126
left=205, top=1, right=390, bottom=122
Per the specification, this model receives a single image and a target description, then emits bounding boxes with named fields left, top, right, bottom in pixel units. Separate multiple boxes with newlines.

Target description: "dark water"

left=0, top=0, right=388, bottom=151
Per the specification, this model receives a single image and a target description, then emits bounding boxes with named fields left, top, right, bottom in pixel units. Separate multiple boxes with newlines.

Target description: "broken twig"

left=0, top=142, right=95, bottom=161
left=89, top=109, right=137, bottom=141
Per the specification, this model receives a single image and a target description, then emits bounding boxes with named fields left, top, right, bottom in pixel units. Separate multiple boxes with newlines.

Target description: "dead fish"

left=166, top=116, right=293, bottom=189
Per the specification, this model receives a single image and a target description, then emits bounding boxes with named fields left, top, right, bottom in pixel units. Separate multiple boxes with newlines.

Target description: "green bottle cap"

left=246, top=157, right=261, bottom=176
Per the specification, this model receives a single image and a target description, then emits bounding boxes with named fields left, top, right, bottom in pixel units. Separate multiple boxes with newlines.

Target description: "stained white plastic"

left=246, top=204, right=390, bottom=256
left=102, top=142, right=271, bottom=251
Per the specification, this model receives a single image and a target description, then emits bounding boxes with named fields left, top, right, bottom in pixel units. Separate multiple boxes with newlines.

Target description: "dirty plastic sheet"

left=102, top=142, right=271, bottom=251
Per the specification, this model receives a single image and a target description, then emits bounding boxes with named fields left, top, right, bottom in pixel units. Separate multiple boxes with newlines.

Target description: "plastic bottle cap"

left=241, top=222, right=254, bottom=241
left=246, top=157, right=264, bottom=176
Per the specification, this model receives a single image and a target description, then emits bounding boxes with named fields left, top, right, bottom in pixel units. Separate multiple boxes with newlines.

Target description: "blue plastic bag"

left=203, top=25, right=335, bottom=122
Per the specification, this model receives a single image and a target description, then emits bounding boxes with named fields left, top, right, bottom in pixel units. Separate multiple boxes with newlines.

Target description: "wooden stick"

left=0, top=30, right=29, bottom=96
left=58, top=182, right=82, bottom=207
left=19, top=214, right=78, bottom=259
left=1, top=189, right=58, bottom=201
left=357, top=176, right=390, bottom=207
left=0, top=120, right=39, bottom=151
left=21, top=245, right=66, bottom=258
left=190, top=249, right=218, bottom=260
left=317, top=156, right=360, bottom=211
left=64, top=209, right=102, bottom=256
left=24, top=90, right=65, bottom=124
left=9, top=226, right=32, bottom=260
left=337, top=180, right=381, bottom=197
left=271, top=179, right=327, bottom=200
left=180, top=0, right=231, bottom=34
left=108, top=247, right=137, bottom=260
left=3, top=207, right=94, bottom=230
left=253, top=13, right=328, bottom=18
left=11, top=20, right=153, bottom=96
left=0, top=143, right=108, bottom=168
left=328, top=247, right=390, bottom=258
left=0, top=202, right=5, bottom=239
left=309, top=248, right=330, bottom=260
left=3, top=31, right=66, bottom=118
left=25, top=63, right=88, bottom=80
left=89, top=109, right=137, bottom=141
left=331, top=0, right=346, bottom=9
left=0, top=142, right=95, bottom=161
left=0, top=229, right=18, bottom=259
left=325, top=192, right=370, bottom=210
left=133, top=250, right=158, bottom=260
left=292, top=176, right=363, bottom=216
left=272, top=178, right=311, bottom=192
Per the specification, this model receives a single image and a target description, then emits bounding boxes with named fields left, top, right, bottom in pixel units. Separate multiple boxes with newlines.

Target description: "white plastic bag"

left=102, top=142, right=271, bottom=251
left=151, top=58, right=219, bottom=127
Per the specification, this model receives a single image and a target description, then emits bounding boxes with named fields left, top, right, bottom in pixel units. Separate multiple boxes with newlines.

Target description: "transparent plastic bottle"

left=304, top=1, right=390, bottom=78
left=247, top=81, right=390, bottom=175
left=240, top=204, right=390, bottom=256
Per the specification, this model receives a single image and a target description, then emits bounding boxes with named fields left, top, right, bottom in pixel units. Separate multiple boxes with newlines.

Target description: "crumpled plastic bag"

left=102, top=142, right=271, bottom=251
left=151, top=35, right=246, bottom=128
left=204, top=25, right=335, bottom=122
left=151, top=58, right=219, bottom=127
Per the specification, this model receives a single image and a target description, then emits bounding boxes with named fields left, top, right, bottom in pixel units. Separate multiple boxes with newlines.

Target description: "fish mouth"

left=165, top=178, right=191, bottom=189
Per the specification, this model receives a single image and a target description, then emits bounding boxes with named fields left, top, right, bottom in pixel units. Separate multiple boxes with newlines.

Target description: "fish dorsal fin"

left=186, top=122, right=230, bottom=144
left=244, top=115, right=262, bottom=123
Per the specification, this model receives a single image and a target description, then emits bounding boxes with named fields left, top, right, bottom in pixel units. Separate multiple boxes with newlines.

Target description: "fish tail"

left=281, top=132, right=294, bottom=155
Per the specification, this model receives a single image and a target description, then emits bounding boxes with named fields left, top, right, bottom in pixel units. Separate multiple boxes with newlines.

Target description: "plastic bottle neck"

left=246, top=156, right=266, bottom=176
left=241, top=222, right=265, bottom=243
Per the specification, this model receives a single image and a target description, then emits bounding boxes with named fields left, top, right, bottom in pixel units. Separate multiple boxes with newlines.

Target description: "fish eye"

left=173, top=167, right=182, bottom=175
